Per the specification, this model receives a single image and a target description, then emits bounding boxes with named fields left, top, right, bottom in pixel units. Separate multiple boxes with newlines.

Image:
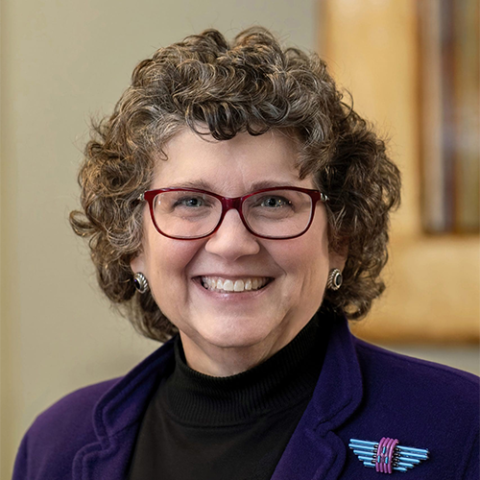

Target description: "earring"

left=327, top=268, right=342, bottom=291
left=133, top=272, right=149, bottom=294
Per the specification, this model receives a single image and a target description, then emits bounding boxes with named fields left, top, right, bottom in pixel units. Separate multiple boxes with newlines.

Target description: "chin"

left=206, top=318, right=295, bottom=354
left=192, top=317, right=273, bottom=348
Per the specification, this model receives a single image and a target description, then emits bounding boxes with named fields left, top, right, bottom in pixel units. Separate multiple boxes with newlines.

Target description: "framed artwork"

left=418, top=0, right=479, bottom=234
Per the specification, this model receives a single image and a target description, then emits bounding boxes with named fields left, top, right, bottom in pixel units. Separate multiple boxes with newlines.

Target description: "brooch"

left=349, top=438, right=429, bottom=474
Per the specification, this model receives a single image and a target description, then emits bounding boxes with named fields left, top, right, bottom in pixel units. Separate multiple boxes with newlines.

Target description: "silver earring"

left=133, top=272, right=149, bottom=294
left=327, top=268, right=342, bottom=291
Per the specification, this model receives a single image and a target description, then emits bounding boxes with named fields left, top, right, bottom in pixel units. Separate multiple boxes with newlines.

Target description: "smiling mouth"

left=200, top=276, right=272, bottom=293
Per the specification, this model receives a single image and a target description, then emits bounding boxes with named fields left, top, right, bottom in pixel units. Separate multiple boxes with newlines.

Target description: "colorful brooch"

left=349, top=438, right=429, bottom=474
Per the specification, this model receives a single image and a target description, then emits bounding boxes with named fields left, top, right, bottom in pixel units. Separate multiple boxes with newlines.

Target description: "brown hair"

left=70, top=27, right=401, bottom=341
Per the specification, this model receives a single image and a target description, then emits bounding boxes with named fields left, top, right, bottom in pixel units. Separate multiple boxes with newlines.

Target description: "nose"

left=204, top=209, right=260, bottom=261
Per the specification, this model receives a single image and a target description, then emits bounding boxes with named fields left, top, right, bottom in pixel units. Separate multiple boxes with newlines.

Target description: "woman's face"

left=131, top=128, right=343, bottom=376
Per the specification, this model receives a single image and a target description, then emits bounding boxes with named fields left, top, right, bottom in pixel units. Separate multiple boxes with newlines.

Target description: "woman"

left=14, top=27, right=478, bottom=480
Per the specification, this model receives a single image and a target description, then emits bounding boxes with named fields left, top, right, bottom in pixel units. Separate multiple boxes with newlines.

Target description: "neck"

left=161, top=314, right=329, bottom=426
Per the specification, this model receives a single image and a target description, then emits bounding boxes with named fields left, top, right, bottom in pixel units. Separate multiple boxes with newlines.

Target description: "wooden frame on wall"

left=319, top=0, right=479, bottom=344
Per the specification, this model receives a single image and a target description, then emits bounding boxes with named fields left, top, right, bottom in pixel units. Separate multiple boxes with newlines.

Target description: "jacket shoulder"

left=354, top=338, right=479, bottom=425
left=355, top=338, right=479, bottom=401
left=13, top=379, right=119, bottom=480
left=346, top=339, right=479, bottom=479
left=35, top=378, right=118, bottom=435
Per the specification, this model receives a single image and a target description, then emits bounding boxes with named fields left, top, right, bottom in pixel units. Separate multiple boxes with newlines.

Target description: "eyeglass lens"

left=152, top=189, right=314, bottom=239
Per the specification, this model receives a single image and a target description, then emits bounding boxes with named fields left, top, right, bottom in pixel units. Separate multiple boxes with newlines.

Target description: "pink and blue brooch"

left=349, top=438, right=429, bottom=474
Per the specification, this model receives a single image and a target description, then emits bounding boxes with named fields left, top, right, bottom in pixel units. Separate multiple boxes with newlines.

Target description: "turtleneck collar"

left=158, top=313, right=330, bottom=427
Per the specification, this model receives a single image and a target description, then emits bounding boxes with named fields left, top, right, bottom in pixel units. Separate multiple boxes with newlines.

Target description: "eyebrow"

left=165, top=180, right=300, bottom=193
left=166, top=180, right=215, bottom=191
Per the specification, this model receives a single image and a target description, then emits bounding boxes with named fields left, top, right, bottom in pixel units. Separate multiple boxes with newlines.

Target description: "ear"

left=329, top=243, right=348, bottom=272
left=130, top=251, right=146, bottom=275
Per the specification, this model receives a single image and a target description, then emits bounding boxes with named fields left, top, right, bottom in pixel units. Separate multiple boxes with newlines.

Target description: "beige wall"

left=321, top=0, right=480, bottom=343
left=0, top=3, right=15, bottom=472
left=0, top=1, right=316, bottom=476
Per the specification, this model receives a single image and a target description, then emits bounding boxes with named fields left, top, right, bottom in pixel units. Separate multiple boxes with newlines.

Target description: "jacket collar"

left=93, top=337, right=176, bottom=440
left=271, top=313, right=363, bottom=480
left=73, top=337, right=176, bottom=479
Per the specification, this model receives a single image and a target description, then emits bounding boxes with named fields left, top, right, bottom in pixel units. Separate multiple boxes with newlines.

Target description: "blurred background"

left=1, top=0, right=478, bottom=477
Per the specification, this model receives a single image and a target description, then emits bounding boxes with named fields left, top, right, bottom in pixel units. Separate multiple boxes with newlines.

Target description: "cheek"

left=297, top=247, right=329, bottom=290
left=286, top=224, right=330, bottom=291
left=272, top=234, right=329, bottom=287
left=144, top=236, right=201, bottom=298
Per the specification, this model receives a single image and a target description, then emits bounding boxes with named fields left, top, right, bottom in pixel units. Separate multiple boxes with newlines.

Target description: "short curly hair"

left=70, top=27, right=401, bottom=342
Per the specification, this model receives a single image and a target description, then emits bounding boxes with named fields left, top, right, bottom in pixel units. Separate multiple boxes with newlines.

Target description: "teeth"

left=201, top=276, right=269, bottom=293
left=234, top=280, right=244, bottom=292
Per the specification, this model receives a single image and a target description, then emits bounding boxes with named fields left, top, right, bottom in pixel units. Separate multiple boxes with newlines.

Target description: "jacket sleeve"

left=12, top=430, right=30, bottom=480
left=462, top=431, right=479, bottom=480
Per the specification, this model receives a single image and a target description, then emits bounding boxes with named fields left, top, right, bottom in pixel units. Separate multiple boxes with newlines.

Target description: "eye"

left=174, top=196, right=207, bottom=208
left=258, top=196, right=292, bottom=208
left=154, top=191, right=216, bottom=217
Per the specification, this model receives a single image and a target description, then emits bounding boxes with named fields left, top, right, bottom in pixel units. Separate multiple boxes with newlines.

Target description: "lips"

left=200, top=276, right=272, bottom=293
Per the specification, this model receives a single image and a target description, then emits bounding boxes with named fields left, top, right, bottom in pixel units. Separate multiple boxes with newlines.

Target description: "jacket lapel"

left=271, top=315, right=363, bottom=480
left=73, top=338, right=176, bottom=480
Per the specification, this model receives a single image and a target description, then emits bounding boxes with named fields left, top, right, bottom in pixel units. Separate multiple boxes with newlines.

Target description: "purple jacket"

left=13, top=318, right=479, bottom=479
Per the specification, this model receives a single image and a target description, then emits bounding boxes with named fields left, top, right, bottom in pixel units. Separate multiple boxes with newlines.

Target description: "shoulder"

left=13, top=379, right=118, bottom=480
left=32, top=378, right=119, bottom=436
left=354, top=338, right=479, bottom=403
left=13, top=339, right=176, bottom=480
left=349, top=338, right=479, bottom=479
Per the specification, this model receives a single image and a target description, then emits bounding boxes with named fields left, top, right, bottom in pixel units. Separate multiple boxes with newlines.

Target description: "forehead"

left=151, top=128, right=313, bottom=194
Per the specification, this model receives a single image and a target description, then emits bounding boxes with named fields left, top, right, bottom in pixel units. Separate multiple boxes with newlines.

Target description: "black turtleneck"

left=127, top=314, right=329, bottom=480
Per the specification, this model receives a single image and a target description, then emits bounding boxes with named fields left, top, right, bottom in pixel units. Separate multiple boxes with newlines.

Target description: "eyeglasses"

left=140, top=186, right=329, bottom=240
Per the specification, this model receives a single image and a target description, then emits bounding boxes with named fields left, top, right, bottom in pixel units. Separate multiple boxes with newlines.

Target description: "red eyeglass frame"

left=140, top=186, right=329, bottom=240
